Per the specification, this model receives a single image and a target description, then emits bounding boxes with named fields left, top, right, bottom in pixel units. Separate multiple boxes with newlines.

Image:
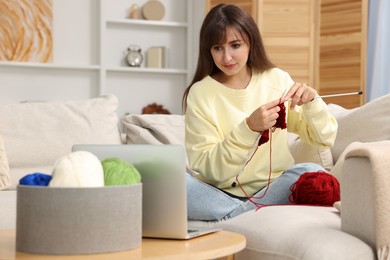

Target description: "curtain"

left=366, top=0, right=390, bottom=101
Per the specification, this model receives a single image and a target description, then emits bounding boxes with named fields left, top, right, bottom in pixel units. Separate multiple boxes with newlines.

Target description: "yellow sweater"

left=185, top=68, right=338, bottom=197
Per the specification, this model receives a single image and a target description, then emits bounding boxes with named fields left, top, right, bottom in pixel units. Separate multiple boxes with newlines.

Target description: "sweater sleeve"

left=185, top=93, right=260, bottom=184
left=287, top=97, right=338, bottom=148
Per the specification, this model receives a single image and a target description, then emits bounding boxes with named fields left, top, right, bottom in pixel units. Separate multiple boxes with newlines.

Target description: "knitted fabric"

left=258, top=102, right=287, bottom=146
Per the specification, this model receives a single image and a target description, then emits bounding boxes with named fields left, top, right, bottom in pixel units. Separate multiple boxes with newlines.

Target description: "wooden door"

left=256, top=0, right=317, bottom=86
left=318, top=0, right=367, bottom=108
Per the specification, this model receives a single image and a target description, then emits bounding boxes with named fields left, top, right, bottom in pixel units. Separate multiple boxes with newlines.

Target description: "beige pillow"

left=0, top=95, right=122, bottom=188
left=288, top=133, right=334, bottom=171
left=123, top=114, right=186, bottom=167
left=329, top=94, right=390, bottom=163
left=329, top=95, right=390, bottom=179
left=0, top=134, right=10, bottom=190
left=123, top=114, right=185, bottom=145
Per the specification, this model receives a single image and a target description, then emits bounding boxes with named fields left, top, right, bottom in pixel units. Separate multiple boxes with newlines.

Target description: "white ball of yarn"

left=49, top=151, right=104, bottom=187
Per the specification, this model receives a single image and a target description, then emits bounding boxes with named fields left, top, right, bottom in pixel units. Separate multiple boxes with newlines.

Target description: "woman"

left=183, top=4, right=337, bottom=221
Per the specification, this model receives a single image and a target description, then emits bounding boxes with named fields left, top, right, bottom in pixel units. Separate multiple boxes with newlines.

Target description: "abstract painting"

left=0, top=0, right=53, bottom=62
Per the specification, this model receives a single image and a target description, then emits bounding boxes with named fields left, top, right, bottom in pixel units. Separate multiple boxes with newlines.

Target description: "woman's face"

left=210, top=28, right=250, bottom=78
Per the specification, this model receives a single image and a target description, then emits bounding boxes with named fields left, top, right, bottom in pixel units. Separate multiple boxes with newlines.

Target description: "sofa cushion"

left=0, top=134, right=10, bottom=190
left=216, top=206, right=375, bottom=260
left=0, top=95, right=122, bottom=189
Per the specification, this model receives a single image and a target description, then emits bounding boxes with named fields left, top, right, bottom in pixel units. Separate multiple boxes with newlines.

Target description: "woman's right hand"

left=246, top=99, right=282, bottom=133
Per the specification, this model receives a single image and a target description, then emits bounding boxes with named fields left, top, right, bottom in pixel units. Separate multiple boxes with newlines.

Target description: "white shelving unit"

left=0, top=0, right=194, bottom=116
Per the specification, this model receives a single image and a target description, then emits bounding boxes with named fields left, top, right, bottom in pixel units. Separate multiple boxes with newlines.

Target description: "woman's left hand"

left=282, top=82, right=317, bottom=109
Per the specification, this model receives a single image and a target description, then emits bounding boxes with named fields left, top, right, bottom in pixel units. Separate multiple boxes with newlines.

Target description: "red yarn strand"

left=236, top=117, right=275, bottom=209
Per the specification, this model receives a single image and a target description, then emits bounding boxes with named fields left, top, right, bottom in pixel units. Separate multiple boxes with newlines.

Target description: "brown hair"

left=182, top=3, right=275, bottom=112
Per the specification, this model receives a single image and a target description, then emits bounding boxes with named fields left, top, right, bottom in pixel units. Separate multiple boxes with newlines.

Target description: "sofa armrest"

left=340, top=141, right=390, bottom=259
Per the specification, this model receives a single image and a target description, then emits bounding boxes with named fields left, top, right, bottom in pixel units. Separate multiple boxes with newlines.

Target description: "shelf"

left=106, top=19, right=188, bottom=28
left=106, top=67, right=187, bottom=74
left=100, top=0, right=192, bottom=115
left=0, top=61, right=99, bottom=71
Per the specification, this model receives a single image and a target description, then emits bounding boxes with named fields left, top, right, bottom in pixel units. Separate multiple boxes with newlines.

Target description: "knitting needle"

left=315, top=91, right=363, bottom=99
left=286, top=91, right=363, bottom=101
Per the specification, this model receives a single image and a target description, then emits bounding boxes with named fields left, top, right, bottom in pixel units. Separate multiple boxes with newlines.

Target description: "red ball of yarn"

left=289, top=171, right=340, bottom=206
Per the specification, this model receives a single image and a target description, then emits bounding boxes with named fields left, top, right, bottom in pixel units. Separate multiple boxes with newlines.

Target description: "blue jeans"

left=186, top=163, right=325, bottom=221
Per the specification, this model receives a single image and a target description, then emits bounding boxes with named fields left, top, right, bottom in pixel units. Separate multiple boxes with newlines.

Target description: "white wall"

left=52, top=0, right=99, bottom=65
left=191, top=1, right=206, bottom=80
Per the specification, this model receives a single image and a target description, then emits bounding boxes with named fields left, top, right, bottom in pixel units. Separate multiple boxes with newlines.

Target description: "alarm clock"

left=126, top=45, right=143, bottom=67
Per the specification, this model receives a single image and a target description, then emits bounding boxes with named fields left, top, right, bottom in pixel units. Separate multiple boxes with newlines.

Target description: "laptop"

left=72, top=144, right=221, bottom=239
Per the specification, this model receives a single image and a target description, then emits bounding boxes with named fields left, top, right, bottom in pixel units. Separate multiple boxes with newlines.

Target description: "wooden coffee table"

left=0, top=229, right=246, bottom=259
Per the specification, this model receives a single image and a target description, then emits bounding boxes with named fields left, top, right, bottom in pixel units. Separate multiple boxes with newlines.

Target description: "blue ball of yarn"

left=19, top=173, right=52, bottom=186
left=102, top=158, right=141, bottom=186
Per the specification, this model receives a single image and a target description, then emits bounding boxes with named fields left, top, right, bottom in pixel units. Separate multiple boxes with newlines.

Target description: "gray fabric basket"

left=16, top=184, right=142, bottom=255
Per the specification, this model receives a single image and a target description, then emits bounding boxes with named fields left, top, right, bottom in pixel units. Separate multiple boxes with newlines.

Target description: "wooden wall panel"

left=257, top=0, right=316, bottom=86
left=207, top=0, right=257, bottom=19
left=318, top=0, right=367, bottom=108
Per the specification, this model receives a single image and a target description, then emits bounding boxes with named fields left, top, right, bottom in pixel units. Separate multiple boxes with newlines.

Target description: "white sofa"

left=2, top=94, right=390, bottom=259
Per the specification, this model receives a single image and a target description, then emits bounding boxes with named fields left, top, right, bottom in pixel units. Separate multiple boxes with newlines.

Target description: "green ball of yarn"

left=102, top=158, right=141, bottom=186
